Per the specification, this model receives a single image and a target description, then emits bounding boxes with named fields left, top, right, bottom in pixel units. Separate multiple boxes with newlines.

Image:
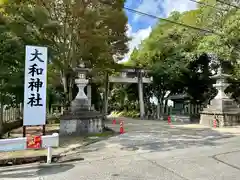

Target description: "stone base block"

left=200, top=113, right=240, bottom=127
left=170, top=115, right=190, bottom=123
left=59, top=118, right=103, bottom=136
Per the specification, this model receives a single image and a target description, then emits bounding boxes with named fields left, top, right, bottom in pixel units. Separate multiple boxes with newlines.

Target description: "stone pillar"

left=87, top=84, right=92, bottom=110
left=138, top=69, right=145, bottom=119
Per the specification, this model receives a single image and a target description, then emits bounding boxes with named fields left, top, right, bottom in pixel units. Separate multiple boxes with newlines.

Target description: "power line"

left=123, top=0, right=240, bottom=35
left=99, top=1, right=221, bottom=35
left=216, top=0, right=240, bottom=9
left=124, top=6, right=218, bottom=35
left=101, top=0, right=238, bottom=36
left=189, top=0, right=228, bottom=11
left=99, top=0, right=240, bottom=54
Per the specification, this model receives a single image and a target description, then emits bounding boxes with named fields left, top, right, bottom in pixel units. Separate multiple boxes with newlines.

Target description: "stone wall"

left=60, top=118, right=103, bottom=136
left=170, top=115, right=190, bottom=123
left=200, top=113, right=240, bottom=127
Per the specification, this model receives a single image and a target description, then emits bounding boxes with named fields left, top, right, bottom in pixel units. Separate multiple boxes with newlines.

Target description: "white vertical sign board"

left=23, top=46, right=47, bottom=126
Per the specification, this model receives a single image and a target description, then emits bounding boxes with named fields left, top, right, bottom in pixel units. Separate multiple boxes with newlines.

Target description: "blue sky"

left=122, top=0, right=197, bottom=62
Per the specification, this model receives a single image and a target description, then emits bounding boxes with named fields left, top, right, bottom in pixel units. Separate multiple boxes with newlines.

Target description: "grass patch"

left=47, top=117, right=60, bottom=124
left=86, top=131, right=114, bottom=138
left=109, top=110, right=140, bottom=118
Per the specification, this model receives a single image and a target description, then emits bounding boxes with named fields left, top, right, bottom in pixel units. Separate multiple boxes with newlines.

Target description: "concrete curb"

left=59, top=126, right=117, bottom=156
left=0, top=155, right=60, bottom=167
left=59, top=138, right=105, bottom=156
left=0, top=139, right=101, bottom=167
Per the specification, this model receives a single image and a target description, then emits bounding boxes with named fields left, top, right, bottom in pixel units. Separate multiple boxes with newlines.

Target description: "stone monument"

left=59, top=64, right=104, bottom=135
left=200, top=65, right=240, bottom=127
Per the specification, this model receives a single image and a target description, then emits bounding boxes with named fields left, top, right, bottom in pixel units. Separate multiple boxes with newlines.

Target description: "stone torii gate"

left=103, top=68, right=152, bottom=119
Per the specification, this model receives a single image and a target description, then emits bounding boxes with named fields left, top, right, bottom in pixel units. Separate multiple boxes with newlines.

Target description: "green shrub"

left=111, top=110, right=140, bottom=118
left=47, top=116, right=60, bottom=124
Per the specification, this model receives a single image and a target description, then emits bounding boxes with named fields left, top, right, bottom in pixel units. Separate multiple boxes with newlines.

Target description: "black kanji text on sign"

left=30, top=49, right=44, bottom=62
left=28, top=64, right=43, bottom=77
left=28, top=78, right=43, bottom=92
left=27, top=93, right=43, bottom=107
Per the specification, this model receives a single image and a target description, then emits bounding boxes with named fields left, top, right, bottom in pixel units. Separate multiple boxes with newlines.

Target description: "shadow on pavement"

left=118, top=127, right=235, bottom=152
left=87, top=119, right=237, bottom=152
left=0, top=164, right=74, bottom=178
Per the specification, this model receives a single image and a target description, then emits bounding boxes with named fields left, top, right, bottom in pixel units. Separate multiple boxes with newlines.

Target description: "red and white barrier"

left=0, top=133, right=59, bottom=164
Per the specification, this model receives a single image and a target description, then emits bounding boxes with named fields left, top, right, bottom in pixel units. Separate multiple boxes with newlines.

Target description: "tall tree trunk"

left=61, top=70, right=69, bottom=108
left=161, top=95, right=165, bottom=115
left=157, top=98, right=161, bottom=120
left=164, top=99, right=168, bottom=114
left=68, top=77, right=73, bottom=102
left=157, top=94, right=165, bottom=120
left=103, top=72, right=109, bottom=116
left=0, top=79, right=4, bottom=136
left=0, top=103, right=3, bottom=136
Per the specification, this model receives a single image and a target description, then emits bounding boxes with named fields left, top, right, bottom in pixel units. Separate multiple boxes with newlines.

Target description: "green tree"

left=142, top=0, right=240, bottom=108
left=182, top=54, right=216, bottom=104
left=127, top=7, right=226, bottom=113
left=3, top=0, right=129, bottom=105
left=0, top=10, right=25, bottom=134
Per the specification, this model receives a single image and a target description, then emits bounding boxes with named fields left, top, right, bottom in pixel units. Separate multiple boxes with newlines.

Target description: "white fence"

left=2, top=107, right=22, bottom=123
left=2, top=103, right=204, bottom=123
left=147, top=104, right=203, bottom=115
left=2, top=105, right=64, bottom=123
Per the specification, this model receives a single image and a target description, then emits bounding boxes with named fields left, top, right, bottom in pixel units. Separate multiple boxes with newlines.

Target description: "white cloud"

left=120, top=0, right=197, bottom=63
left=134, top=0, right=197, bottom=21
left=133, top=0, right=162, bottom=21
left=162, top=0, right=197, bottom=17
left=119, top=24, right=152, bottom=63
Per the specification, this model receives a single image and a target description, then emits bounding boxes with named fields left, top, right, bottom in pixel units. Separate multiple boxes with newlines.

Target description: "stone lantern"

left=200, top=65, right=240, bottom=127
left=60, top=63, right=104, bottom=135
left=71, top=63, right=90, bottom=111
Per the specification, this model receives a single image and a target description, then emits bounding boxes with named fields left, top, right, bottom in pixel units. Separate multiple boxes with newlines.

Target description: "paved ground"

left=1, top=118, right=240, bottom=180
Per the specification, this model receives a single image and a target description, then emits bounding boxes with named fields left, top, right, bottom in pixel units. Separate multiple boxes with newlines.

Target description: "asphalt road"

left=1, top=118, right=240, bottom=180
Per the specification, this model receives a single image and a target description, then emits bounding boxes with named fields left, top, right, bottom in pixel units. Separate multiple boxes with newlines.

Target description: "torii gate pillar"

left=138, top=70, right=145, bottom=119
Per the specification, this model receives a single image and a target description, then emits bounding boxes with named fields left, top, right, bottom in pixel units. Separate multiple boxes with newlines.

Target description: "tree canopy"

left=126, top=0, right=240, bottom=108
left=0, top=0, right=129, bottom=104
left=0, top=0, right=129, bottom=133
left=2, top=0, right=240, bottom=122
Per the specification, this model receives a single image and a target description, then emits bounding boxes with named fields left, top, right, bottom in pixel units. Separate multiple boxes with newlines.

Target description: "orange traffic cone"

left=167, top=116, right=171, bottom=124
left=168, top=116, right=173, bottom=128
left=119, top=121, right=124, bottom=134
left=213, top=119, right=217, bottom=128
